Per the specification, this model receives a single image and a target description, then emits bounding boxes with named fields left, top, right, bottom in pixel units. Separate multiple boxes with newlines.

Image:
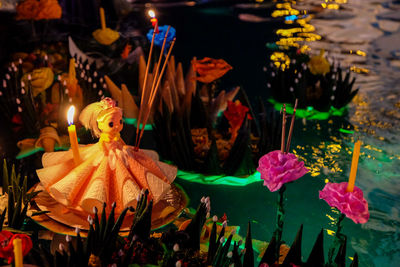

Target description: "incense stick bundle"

left=135, top=37, right=176, bottom=149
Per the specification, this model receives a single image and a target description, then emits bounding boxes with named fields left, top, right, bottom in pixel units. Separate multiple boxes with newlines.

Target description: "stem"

left=328, top=212, right=346, bottom=264
left=274, top=184, right=286, bottom=260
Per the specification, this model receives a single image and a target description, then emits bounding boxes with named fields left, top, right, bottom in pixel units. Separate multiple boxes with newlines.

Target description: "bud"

left=227, top=251, right=233, bottom=258
left=173, top=243, right=179, bottom=252
left=212, top=215, right=218, bottom=222
left=16, top=98, right=21, bottom=104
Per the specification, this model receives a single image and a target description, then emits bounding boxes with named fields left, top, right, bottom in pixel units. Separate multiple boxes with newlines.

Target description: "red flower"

left=0, top=231, right=32, bottom=264
left=223, top=100, right=249, bottom=142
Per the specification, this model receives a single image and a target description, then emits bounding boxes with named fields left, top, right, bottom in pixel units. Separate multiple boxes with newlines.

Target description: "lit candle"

left=148, top=9, right=158, bottom=33
left=347, top=140, right=361, bottom=192
left=13, top=238, right=23, bottom=267
left=100, top=7, right=106, bottom=30
left=67, top=106, right=81, bottom=166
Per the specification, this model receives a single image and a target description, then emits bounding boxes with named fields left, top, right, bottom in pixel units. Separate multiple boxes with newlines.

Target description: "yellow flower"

left=308, top=49, right=330, bottom=75
left=23, top=67, right=54, bottom=97
left=92, top=28, right=120, bottom=46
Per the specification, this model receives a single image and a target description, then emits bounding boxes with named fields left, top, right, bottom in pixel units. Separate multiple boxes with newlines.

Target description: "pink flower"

left=319, top=182, right=369, bottom=224
left=257, top=150, right=309, bottom=192
left=101, top=97, right=117, bottom=109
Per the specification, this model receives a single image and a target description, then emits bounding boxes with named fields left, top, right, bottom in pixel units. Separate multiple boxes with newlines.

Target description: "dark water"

left=142, top=1, right=400, bottom=266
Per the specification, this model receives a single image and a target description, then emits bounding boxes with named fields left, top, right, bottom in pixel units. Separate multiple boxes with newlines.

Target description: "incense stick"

left=286, top=99, right=298, bottom=154
left=135, top=22, right=158, bottom=147
left=281, top=104, right=286, bottom=153
left=149, top=26, right=170, bottom=102
left=136, top=25, right=170, bottom=145
left=136, top=38, right=176, bottom=149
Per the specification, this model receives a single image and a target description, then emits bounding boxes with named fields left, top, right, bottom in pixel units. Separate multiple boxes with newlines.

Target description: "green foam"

left=176, top=170, right=261, bottom=186
left=123, top=117, right=153, bottom=130
left=268, top=98, right=348, bottom=120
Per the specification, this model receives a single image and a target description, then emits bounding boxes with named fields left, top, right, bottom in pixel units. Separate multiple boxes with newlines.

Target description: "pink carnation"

left=319, top=182, right=369, bottom=224
left=257, top=150, right=309, bottom=192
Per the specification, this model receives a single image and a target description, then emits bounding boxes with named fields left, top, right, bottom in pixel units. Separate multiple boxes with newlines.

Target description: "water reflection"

left=265, top=0, right=400, bottom=266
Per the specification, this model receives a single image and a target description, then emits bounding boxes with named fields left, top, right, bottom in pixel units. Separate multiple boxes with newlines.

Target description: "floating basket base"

left=268, top=98, right=348, bottom=120
left=29, top=183, right=188, bottom=236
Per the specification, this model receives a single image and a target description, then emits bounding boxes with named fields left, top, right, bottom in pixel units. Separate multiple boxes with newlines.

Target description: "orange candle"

left=67, top=106, right=81, bottom=166
left=13, top=238, right=23, bottom=267
left=100, top=7, right=106, bottom=30
left=347, top=140, right=361, bottom=192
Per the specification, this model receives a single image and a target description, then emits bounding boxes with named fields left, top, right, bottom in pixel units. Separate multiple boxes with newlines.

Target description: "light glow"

left=148, top=10, right=155, bottom=18
left=67, top=106, right=75, bottom=125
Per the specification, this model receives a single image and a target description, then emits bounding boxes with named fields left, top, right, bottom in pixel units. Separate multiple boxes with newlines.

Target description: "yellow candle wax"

left=100, top=7, right=106, bottom=30
left=13, top=238, right=23, bottom=267
left=67, top=106, right=81, bottom=166
left=347, top=140, right=361, bottom=192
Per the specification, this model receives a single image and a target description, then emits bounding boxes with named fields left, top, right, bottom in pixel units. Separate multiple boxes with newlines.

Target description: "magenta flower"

left=257, top=150, right=309, bottom=192
left=319, top=182, right=369, bottom=224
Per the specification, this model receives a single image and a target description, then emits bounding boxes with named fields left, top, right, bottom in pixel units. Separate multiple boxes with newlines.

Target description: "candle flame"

left=67, top=105, right=75, bottom=125
left=148, top=10, right=155, bottom=18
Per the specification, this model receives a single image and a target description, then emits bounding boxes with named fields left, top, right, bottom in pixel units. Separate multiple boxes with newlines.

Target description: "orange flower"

left=16, top=0, right=39, bottom=20
left=192, top=57, right=232, bottom=83
left=36, top=0, right=62, bottom=20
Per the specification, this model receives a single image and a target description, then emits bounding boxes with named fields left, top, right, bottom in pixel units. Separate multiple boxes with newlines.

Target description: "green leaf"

left=2, top=159, right=9, bottom=195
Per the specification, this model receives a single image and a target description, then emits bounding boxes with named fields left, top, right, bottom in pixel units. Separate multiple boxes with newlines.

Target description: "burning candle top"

left=67, top=105, right=75, bottom=125
left=67, top=105, right=81, bottom=165
left=148, top=9, right=159, bottom=32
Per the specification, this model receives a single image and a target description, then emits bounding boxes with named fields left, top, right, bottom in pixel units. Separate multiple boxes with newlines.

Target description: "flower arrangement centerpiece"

left=266, top=48, right=358, bottom=120
left=151, top=56, right=283, bottom=182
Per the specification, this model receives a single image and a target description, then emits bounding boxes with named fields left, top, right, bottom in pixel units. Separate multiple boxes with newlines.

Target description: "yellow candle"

left=100, top=7, right=106, bottom=30
left=347, top=140, right=361, bottom=192
left=13, top=238, right=23, bottom=267
left=67, top=106, right=81, bottom=166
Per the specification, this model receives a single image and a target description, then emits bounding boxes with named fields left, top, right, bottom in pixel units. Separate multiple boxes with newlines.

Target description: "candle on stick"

left=347, top=140, right=361, bottom=192
left=148, top=9, right=159, bottom=32
left=13, top=238, right=23, bottom=267
left=100, top=7, right=106, bottom=30
left=67, top=106, right=81, bottom=166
